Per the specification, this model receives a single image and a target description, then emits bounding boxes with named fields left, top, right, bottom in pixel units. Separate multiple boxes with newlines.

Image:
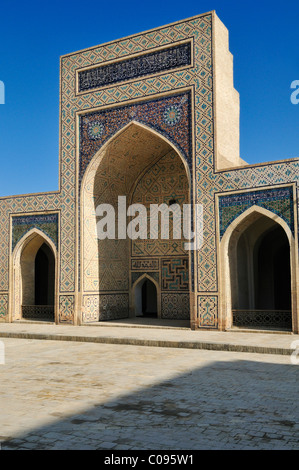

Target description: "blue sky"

left=0, top=0, right=298, bottom=196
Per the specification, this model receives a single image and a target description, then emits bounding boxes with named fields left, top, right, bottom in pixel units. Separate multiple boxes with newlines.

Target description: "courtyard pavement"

left=0, top=319, right=299, bottom=451
left=0, top=318, right=298, bottom=355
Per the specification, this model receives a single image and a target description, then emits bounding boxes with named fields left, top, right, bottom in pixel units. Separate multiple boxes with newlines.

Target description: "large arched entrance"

left=220, top=206, right=298, bottom=332
left=81, top=121, right=191, bottom=323
left=12, top=229, right=56, bottom=322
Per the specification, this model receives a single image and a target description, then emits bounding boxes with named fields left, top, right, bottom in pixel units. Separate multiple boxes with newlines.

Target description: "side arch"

left=9, top=228, right=58, bottom=323
left=219, top=205, right=299, bottom=332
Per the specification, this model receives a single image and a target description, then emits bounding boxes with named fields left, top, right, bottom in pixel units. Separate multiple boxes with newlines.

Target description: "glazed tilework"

left=78, top=42, right=192, bottom=92
left=12, top=213, right=59, bottom=251
left=161, top=292, right=190, bottom=319
left=0, top=13, right=298, bottom=329
left=131, top=150, right=190, bottom=258
left=131, top=272, right=159, bottom=286
left=218, top=186, right=294, bottom=239
left=197, top=295, right=218, bottom=328
left=99, top=293, right=129, bottom=320
left=131, top=259, right=159, bottom=270
left=0, top=193, right=60, bottom=292
left=82, top=134, right=188, bottom=294
left=82, top=295, right=100, bottom=322
left=62, top=13, right=212, bottom=306
left=79, top=91, right=192, bottom=184
left=0, top=294, right=8, bottom=319
left=59, top=295, right=75, bottom=323
left=37, top=10, right=299, bottom=330
left=196, top=161, right=299, bottom=297
left=161, top=258, right=189, bottom=290
left=82, top=294, right=129, bottom=322
left=0, top=194, right=76, bottom=324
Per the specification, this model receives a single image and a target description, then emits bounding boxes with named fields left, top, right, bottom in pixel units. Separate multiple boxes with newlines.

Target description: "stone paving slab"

left=0, top=320, right=298, bottom=355
left=0, top=337, right=299, bottom=450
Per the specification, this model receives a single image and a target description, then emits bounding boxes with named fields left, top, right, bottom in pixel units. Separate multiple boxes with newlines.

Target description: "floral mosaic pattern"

left=87, top=121, right=105, bottom=140
left=163, top=105, right=182, bottom=126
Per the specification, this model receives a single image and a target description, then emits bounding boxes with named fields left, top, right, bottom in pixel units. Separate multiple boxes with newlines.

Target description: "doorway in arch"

left=34, top=243, right=55, bottom=309
left=135, top=277, right=158, bottom=318
left=13, top=232, right=56, bottom=322
left=81, top=120, right=191, bottom=323
left=229, top=213, right=292, bottom=330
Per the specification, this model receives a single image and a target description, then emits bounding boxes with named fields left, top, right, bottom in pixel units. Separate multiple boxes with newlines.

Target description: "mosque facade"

left=1, top=11, right=298, bottom=333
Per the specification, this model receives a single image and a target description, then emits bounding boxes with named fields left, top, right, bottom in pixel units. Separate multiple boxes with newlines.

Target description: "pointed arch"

left=131, top=273, right=160, bottom=318
left=80, top=120, right=191, bottom=193
left=219, top=205, right=299, bottom=332
left=10, top=228, right=58, bottom=322
left=80, top=119, right=192, bottom=324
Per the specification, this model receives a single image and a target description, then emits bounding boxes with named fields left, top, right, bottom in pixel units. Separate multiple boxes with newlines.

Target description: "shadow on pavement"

left=2, top=349, right=299, bottom=451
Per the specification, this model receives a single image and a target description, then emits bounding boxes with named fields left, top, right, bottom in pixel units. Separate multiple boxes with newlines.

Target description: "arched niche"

left=219, top=205, right=299, bottom=332
left=11, top=228, right=57, bottom=322
left=80, top=120, right=191, bottom=323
